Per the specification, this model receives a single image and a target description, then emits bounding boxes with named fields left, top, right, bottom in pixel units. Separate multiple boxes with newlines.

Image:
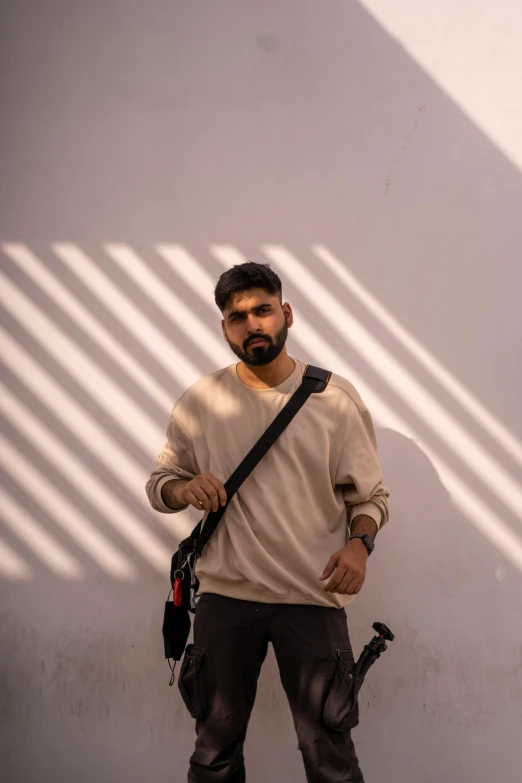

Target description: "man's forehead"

left=225, top=289, right=279, bottom=311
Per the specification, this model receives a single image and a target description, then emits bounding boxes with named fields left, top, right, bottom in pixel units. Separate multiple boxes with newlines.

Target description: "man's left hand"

left=319, top=539, right=368, bottom=594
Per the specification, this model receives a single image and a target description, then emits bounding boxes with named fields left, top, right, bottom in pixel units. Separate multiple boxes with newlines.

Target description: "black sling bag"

left=162, top=364, right=331, bottom=682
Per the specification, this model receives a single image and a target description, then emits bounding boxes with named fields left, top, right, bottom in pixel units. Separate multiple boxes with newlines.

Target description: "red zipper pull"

left=173, top=571, right=183, bottom=607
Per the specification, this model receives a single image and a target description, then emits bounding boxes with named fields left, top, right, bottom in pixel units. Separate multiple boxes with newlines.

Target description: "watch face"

left=364, top=535, right=375, bottom=551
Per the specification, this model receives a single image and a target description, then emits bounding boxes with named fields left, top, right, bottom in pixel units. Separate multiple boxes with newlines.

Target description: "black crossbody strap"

left=193, top=364, right=331, bottom=556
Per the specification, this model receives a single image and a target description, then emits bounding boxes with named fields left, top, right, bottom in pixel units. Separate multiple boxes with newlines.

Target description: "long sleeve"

left=145, top=400, right=200, bottom=513
left=335, top=408, right=390, bottom=530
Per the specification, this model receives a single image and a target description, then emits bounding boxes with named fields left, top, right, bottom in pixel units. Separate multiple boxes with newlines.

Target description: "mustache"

left=245, top=335, right=271, bottom=348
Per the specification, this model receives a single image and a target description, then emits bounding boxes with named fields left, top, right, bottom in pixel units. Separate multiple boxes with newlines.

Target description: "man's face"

left=221, top=288, right=293, bottom=366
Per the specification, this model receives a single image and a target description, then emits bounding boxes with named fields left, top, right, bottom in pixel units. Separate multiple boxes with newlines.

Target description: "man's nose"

left=246, top=315, right=263, bottom=332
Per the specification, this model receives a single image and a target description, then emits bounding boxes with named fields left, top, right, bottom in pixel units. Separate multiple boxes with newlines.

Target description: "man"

left=146, top=262, right=389, bottom=783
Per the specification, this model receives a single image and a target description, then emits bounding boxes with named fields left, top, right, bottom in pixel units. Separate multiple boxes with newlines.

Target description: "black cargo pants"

left=179, top=593, right=364, bottom=783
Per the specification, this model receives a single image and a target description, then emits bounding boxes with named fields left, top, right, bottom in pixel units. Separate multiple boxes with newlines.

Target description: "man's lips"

left=248, top=339, right=268, bottom=347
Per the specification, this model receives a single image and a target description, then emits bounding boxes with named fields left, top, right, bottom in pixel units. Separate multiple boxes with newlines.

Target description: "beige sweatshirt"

left=146, top=359, right=389, bottom=609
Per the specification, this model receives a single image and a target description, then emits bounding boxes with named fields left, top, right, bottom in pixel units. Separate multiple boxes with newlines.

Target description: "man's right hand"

left=168, top=473, right=227, bottom=513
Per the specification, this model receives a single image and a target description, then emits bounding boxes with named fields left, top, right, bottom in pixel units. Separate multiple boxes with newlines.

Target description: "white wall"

left=1, top=2, right=521, bottom=781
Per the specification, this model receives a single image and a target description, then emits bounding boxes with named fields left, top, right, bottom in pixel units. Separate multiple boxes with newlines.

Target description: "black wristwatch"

left=349, top=533, right=375, bottom=556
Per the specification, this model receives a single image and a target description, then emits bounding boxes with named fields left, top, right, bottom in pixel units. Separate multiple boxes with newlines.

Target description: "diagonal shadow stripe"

left=33, top=244, right=188, bottom=404
left=0, top=461, right=124, bottom=581
left=0, top=326, right=185, bottom=537
left=104, top=244, right=231, bottom=368
left=2, top=243, right=173, bottom=412
left=0, top=433, right=137, bottom=579
left=52, top=243, right=203, bottom=388
left=0, top=255, right=169, bottom=434
left=312, top=244, right=522, bottom=467
left=0, top=301, right=154, bottom=472
left=0, top=364, right=175, bottom=542
left=81, top=243, right=218, bottom=380
left=0, top=270, right=163, bottom=454
left=0, top=487, right=84, bottom=579
left=0, top=382, right=171, bottom=572
left=156, top=245, right=218, bottom=307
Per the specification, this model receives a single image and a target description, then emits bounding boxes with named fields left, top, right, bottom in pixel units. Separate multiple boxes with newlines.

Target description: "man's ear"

left=221, top=319, right=228, bottom=342
left=283, top=302, right=294, bottom=328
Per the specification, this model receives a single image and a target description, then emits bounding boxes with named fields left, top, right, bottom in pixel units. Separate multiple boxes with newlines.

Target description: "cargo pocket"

left=322, top=648, right=364, bottom=731
left=178, top=644, right=208, bottom=719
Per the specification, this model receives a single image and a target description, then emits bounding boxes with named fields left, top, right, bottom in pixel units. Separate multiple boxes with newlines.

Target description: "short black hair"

left=214, top=261, right=282, bottom=312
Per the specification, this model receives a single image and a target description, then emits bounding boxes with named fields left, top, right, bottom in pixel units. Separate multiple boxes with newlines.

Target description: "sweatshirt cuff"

left=348, top=502, right=383, bottom=530
left=150, top=475, right=189, bottom=514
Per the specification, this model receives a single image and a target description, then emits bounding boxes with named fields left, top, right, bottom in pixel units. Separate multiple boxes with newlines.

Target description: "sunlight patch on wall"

left=156, top=245, right=217, bottom=307
left=0, top=326, right=185, bottom=539
left=0, top=487, right=84, bottom=580
left=1, top=240, right=520, bottom=577
left=105, top=244, right=230, bottom=369
left=0, top=271, right=164, bottom=452
left=359, top=1, right=522, bottom=170
left=0, top=383, right=171, bottom=572
left=313, top=245, right=522, bottom=467
left=0, top=537, right=32, bottom=580
left=0, top=434, right=137, bottom=580
left=2, top=244, right=173, bottom=411
left=52, top=244, right=202, bottom=390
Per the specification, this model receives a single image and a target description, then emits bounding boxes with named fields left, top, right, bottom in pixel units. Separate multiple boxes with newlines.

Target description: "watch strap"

left=349, top=533, right=374, bottom=555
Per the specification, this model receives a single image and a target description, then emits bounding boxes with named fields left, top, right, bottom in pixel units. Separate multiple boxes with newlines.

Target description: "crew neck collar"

left=230, top=358, right=304, bottom=396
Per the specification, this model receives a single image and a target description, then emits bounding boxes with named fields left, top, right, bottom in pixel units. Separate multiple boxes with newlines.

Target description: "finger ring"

left=198, top=500, right=203, bottom=506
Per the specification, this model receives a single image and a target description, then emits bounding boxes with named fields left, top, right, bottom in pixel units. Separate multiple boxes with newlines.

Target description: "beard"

left=226, top=320, right=289, bottom=366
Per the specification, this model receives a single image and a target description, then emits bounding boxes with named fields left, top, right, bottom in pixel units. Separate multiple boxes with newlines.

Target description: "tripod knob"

left=373, top=621, right=395, bottom=642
